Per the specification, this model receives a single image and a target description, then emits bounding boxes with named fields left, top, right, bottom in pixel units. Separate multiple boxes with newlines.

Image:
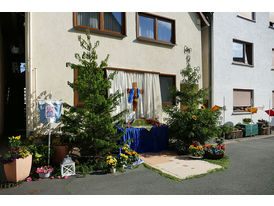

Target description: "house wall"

left=0, top=27, right=5, bottom=137
left=28, top=12, right=203, bottom=131
left=212, top=12, right=274, bottom=125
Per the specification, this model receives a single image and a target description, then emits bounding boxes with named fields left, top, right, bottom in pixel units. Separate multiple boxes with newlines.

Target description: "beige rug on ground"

left=140, top=151, right=221, bottom=180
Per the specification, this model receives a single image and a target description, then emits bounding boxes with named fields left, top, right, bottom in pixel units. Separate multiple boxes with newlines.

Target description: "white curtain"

left=77, top=12, right=99, bottom=28
left=107, top=70, right=162, bottom=121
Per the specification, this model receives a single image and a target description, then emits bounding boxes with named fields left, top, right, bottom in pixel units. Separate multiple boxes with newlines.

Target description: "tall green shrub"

left=61, top=32, right=127, bottom=159
left=164, top=46, right=221, bottom=153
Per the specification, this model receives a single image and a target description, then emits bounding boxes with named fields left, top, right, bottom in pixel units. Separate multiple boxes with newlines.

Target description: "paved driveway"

left=1, top=136, right=274, bottom=195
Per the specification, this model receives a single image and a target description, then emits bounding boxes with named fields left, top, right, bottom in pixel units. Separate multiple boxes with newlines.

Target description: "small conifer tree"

left=164, top=46, right=221, bottom=153
left=61, top=32, right=127, bottom=159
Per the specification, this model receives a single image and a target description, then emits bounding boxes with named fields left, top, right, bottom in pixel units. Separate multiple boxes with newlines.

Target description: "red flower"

left=193, top=142, right=199, bottom=146
left=222, top=146, right=226, bottom=150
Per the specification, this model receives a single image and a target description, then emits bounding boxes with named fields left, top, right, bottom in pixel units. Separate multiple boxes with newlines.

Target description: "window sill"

left=136, top=37, right=176, bottom=47
left=232, top=62, right=254, bottom=67
left=237, top=15, right=256, bottom=23
left=232, top=112, right=252, bottom=115
left=74, top=26, right=127, bottom=38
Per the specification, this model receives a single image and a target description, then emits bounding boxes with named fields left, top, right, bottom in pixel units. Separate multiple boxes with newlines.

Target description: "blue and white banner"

left=38, top=100, right=62, bottom=124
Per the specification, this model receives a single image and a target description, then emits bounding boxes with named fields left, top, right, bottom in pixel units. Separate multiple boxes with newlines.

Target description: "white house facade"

left=211, top=12, right=274, bottom=126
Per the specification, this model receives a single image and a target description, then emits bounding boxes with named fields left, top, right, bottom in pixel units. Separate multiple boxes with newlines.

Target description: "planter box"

left=237, top=124, right=258, bottom=137
left=4, top=155, right=32, bottom=182
left=259, top=127, right=272, bottom=135
left=231, top=130, right=243, bottom=139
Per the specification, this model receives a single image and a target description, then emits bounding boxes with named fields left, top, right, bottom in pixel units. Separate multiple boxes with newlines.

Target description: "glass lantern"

left=61, top=155, right=75, bottom=177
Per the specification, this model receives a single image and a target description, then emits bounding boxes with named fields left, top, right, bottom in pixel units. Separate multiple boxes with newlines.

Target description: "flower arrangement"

left=106, top=156, right=117, bottom=169
left=203, top=144, right=226, bottom=156
left=188, top=142, right=204, bottom=157
left=121, top=144, right=139, bottom=163
left=36, top=166, right=54, bottom=174
left=0, top=136, right=31, bottom=164
left=117, top=153, right=128, bottom=166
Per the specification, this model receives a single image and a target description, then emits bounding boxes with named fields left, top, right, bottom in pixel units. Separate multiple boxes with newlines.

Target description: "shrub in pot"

left=0, top=136, right=32, bottom=182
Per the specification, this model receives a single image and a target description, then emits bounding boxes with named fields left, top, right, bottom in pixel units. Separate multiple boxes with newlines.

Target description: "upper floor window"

left=159, top=74, right=176, bottom=105
left=233, top=39, right=253, bottom=66
left=136, top=12, right=176, bottom=45
left=233, top=89, right=254, bottom=112
left=73, top=12, right=126, bottom=36
left=237, top=12, right=255, bottom=21
left=270, top=12, right=274, bottom=28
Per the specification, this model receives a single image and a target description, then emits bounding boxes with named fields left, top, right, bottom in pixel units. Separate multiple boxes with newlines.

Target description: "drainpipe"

left=25, top=12, right=33, bottom=136
left=209, top=14, right=213, bottom=108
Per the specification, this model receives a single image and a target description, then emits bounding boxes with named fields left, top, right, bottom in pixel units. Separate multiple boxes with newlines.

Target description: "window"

left=73, top=12, right=126, bottom=36
left=233, top=89, right=253, bottom=112
left=159, top=74, right=176, bottom=105
left=233, top=40, right=253, bottom=66
left=237, top=12, right=255, bottom=21
left=272, top=49, right=274, bottom=70
left=270, top=12, right=274, bottom=28
left=137, top=12, right=175, bottom=45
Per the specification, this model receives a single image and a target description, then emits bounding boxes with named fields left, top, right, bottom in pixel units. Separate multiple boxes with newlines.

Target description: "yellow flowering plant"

left=188, top=142, right=204, bottom=157
left=106, top=156, right=117, bottom=169
left=117, top=153, right=128, bottom=166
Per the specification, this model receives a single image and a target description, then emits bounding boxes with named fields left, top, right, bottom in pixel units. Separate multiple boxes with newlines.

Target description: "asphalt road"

left=1, top=136, right=274, bottom=195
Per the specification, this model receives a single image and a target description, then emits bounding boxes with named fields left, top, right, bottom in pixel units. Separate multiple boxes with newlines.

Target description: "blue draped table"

left=120, top=126, right=169, bottom=153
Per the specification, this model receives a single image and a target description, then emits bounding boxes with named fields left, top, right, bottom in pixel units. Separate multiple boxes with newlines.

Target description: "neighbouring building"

left=205, top=12, right=274, bottom=126
left=0, top=12, right=209, bottom=138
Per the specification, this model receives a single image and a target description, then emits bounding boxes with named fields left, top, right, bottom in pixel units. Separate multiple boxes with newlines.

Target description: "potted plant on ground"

left=52, top=134, right=69, bottom=165
left=188, top=142, right=204, bottom=159
left=36, top=166, right=54, bottom=178
left=106, top=155, right=117, bottom=173
left=243, top=118, right=252, bottom=124
left=117, top=153, right=128, bottom=169
left=258, top=119, right=271, bottom=135
left=203, top=144, right=226, bottom=159
left=0, top=136, right=32, bottom=182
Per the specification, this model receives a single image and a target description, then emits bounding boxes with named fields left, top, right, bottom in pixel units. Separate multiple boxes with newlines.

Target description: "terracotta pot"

left=4, top=155, right=32, bottom=183
left=53, top=145, right=69, bottom=165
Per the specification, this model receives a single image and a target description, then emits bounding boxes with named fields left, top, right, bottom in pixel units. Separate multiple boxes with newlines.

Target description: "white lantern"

left=61, top=155, right=75, bottom=177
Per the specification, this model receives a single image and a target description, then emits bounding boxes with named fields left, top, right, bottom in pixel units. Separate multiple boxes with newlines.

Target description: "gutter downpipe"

left=26, top=12, right=33, bottom=136
left=209, top=14, right=213, bottom=108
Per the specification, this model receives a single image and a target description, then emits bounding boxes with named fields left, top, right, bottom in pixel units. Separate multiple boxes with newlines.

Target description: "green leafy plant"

left=257, top=119, right=269, bottom=128
left=243, top=118, right=252, bottom=124
left=164, top=46, right=221, bottom=153
left=219, top=124, right=233, bottom=138
left=61, top=32, right=127, bottom=161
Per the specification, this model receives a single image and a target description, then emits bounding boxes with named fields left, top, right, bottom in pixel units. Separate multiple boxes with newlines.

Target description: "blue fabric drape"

left=120, top=126, right=169, bottom=153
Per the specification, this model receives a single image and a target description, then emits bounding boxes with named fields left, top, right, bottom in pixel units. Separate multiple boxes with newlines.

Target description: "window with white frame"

left=233, top=89, right=254, bottom=112
left=233, top=39, right=253, bottom=66
left=237, top=12, right=255, bottom=21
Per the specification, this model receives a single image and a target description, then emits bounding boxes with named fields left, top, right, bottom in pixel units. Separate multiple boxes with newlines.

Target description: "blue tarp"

left=120, top=126, right=169, bottom=153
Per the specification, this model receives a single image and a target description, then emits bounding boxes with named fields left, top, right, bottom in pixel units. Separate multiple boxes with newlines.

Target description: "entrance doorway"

left=0, top=13, right=26, bottom=139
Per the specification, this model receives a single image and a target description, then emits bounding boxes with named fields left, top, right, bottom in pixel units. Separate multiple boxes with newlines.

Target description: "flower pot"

left=110, top=168, right=116, bottom=173
left=52, top=145, right=69, bottom=165
left=39, top=171, right=52, bottom=179
left=204, top=152, right=224, bottom=160
left=4, top=155, right=32, bottom=183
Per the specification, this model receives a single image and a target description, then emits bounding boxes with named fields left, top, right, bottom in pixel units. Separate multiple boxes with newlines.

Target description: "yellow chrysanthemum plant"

left=188, top=142, right=205, bottom=157
left=121, top=144, right=139, bottom=164
left=106, top=156, right=117, bottom=169
left=117, top=153, right=129, bottom=166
